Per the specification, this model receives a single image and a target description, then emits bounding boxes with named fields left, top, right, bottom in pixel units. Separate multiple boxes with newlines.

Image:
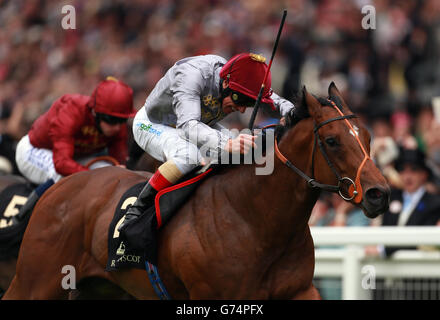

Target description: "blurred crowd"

left=1, top=1, right=440, bottom=223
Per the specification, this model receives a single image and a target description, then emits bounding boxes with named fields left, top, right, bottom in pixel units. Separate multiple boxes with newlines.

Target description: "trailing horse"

left=3, top=83, right=389, bottom=299
left=0, top=156, right=125, bottom=299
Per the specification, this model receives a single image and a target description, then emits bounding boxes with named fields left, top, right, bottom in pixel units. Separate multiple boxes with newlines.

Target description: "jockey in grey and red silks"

left=118, top=53, right=295, bottom=232
left=135, top=53, right=294, bottom=184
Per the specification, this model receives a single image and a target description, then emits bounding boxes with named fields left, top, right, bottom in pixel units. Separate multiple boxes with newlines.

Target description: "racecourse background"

left=1, top=1, right=440, bottom=194
left=2, top=0, right=440, bottom=198
left=1, top=0, right=440, bottom=300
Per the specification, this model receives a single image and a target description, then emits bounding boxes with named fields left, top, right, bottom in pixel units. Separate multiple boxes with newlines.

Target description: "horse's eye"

left=325, top=137, right=338, bottom=147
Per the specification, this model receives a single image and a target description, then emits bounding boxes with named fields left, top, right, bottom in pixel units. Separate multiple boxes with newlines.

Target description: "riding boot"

left=118, top=160, right=183, bottom=231
left=12, top=179, right=54, bottom=225
left=118, top=182, right=158, bottom=231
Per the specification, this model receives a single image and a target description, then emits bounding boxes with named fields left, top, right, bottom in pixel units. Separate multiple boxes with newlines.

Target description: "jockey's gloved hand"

left=224, top=134, right=256, bottom=154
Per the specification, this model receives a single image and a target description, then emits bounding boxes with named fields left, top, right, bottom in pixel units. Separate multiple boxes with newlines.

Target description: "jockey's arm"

left=271, top=92, right=295, bottom=125
left=172, top=66, right=230, bottom=156
left=49, top=109, right=88, bottom=176
left=271, top=92, right=295, bottom=117
left=177, top=119, right=230, bottom=156
left=51, top=139, right=88, bottom=176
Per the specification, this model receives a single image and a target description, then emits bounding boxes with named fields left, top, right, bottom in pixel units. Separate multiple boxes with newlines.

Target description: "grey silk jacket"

left=140, top=54, right=295, bottom=152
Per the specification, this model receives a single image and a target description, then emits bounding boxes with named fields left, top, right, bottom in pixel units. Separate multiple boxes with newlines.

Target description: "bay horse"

left=3, top=83, right=390, bottom=299
left=0, top=156, right=123, bottom=299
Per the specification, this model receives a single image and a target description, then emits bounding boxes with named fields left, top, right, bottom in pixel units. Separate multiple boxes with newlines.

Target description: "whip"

left=248, top=9, right=287, bottom=131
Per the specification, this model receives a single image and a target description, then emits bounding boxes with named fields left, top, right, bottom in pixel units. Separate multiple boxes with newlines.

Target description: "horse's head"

left=280, top=82, right=390, bottom=218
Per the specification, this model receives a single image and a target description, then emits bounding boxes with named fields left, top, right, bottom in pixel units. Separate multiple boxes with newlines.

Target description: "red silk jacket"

left=28, top=94, right=128, bottom=176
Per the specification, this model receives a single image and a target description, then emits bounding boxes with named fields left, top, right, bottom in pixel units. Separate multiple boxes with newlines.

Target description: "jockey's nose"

left=237, top=106, right=246, bottom=113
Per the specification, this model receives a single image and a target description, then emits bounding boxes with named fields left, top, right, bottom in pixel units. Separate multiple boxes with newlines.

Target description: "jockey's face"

left=99, top=121, right=122, bottom=137
left=221, top=81, right=247, bottom=115
left=222, top=95, right=247, bottom=114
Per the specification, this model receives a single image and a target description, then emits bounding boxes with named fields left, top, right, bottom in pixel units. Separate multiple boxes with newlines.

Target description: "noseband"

left=270, top=100, right=370, bottom=203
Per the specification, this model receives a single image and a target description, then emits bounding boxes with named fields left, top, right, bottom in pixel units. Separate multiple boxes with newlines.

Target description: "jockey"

left=118, top=53, right=295, bottom=231
left=14, top=76, right=136, bottom=223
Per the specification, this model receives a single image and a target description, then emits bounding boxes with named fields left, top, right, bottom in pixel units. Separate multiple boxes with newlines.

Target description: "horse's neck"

left=222, top=122, right=319, bottom=246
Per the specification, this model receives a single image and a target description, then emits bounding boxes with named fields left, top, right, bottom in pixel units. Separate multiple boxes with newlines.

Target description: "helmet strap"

left=219, top=79, right=231, bottom=103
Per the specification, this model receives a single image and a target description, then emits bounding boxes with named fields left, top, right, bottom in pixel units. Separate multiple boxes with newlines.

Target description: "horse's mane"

left=275, top=92, right=344, bottom=141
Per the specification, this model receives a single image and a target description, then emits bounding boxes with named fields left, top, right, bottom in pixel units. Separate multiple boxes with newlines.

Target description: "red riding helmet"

left=220, top=53, right=274, bottom=109
left=90, top=76, right=136, bottom=118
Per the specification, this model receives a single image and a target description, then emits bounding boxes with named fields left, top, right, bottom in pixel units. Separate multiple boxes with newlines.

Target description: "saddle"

left=0, top=183, right=34, bottom=260
left=106, top=166, right=214, bottom=271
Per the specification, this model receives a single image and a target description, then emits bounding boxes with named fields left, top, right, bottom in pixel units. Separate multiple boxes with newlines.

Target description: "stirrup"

left=118, top=182, right=157, bottom=232
left=118, top=206, right=143, bottom=232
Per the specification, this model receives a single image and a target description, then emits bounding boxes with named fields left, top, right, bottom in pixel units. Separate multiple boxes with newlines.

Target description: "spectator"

left=366, top=147, right=440, bottom=258
left=391, top=111, right=418, bottom=149
left=0, top=101, right=25, bottom=175
left=310, top=193, right=371, bottom=228
left=423, top=111, right=440, bottom=192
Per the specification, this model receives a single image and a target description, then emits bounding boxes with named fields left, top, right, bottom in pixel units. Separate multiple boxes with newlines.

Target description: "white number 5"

left=0, top=195, right=28, bottom=228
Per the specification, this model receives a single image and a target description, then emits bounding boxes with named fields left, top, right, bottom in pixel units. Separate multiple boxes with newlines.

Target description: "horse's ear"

left=328, top=82, right=350, bottom=111
left=303, top=86, right=322, bottom=118
left=328, top=81, right=339, bottom=96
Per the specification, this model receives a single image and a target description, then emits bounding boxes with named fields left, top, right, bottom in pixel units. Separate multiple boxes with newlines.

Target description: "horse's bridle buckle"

left=338, top=176, right=357, bottom=201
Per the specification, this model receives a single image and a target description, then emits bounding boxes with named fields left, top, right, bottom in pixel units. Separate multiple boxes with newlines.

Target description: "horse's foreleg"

left=0, top=258, right=17, bottom=296
left=3, top=271, right=70, bottom=300
left=2, top=235, right=78, bottom=299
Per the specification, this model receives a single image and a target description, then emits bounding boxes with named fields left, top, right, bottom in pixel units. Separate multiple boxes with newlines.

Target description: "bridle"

left=266, top=99, right=370, bottom=203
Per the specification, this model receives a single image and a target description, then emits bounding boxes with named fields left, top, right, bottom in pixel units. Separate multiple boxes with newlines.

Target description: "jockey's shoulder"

left=174, top=54, right=226, bottom=70
left=57, top=93, right=90, bottom=105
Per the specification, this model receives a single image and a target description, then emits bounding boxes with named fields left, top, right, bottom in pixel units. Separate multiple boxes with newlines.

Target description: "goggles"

left=230, top=91, right=256, bottom=107
left=97, top=113, right=127, bottom=125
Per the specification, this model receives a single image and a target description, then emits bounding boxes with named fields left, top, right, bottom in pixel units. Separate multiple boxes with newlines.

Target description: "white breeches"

left=132, top=111, right=201, bottom=175
left=15, top=135, right=110, bottom=184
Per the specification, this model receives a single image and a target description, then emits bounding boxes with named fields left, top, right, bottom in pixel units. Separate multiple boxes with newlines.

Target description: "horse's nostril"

left=368, top=189, right=382, bottom=199
left=366, top=187, right=389, bottom=207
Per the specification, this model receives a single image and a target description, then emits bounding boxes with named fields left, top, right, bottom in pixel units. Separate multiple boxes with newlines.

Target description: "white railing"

left=311, top=226, right=440, bottom=300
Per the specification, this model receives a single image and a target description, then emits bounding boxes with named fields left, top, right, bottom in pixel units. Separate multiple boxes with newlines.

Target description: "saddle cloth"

left=0, top=183, right=34, bottom=260
left=106, top=167, right=214, bottom=271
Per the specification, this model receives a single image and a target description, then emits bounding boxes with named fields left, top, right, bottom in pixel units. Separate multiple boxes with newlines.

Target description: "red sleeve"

left=108, top=124, right=129, bottom=165
left=48, top=98, right=89, bottom=176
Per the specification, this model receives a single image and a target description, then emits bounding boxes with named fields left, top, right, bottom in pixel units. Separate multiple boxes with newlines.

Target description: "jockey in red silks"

left=14, top=77, right=136, bottom=223
left=118, top=53, right=295, bottom=232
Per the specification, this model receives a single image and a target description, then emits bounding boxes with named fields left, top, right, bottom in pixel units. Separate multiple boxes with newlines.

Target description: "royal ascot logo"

left=116, top=254, right=141, bottom=264
left=116, top=242, right=125, bottom=255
